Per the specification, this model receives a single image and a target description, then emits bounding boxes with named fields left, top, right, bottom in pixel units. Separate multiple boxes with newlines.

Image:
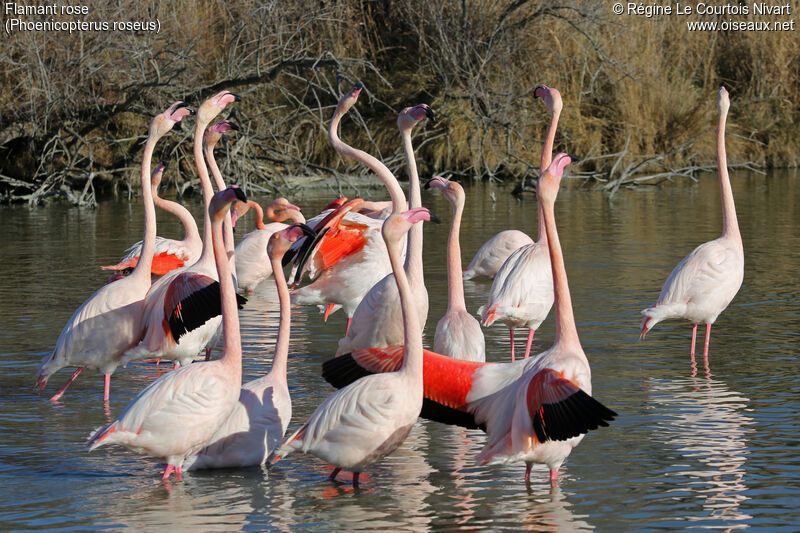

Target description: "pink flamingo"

left=641, top=87, right=744, bottom=358
left=334, top=102, right=434, bottom=355
left=428, top=176, right=486, bottom=362
left=272, top=207, right=436, bottom=489
left=100, top=158, right=202, bottom=277
left=324, top=155, right=616, bottom=486
left=185, top=223, right=314, bottom=470
left=233, top=199, right=305, bottom=292
left=88, top=185, right=248, bottom=481
left=35, top=102, right=192, bottom=402
left=462, top=230, right=533, bottom=281
left=120, top=91, right=242, bottom=369
left=478, top=85, right=561, bottom=361
left=203, top=120, right=240, bottom=279
left=290, top=83, right=408, bottom=331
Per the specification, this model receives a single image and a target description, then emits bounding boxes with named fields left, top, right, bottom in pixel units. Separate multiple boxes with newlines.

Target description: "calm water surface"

left=1, top=170, right=798, bottom=531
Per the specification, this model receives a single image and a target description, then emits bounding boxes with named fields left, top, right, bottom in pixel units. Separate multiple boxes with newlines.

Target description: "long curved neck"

left=129, top=136, right=158, bottom=281
left=329, top=105, right=406, bottom=213
left=387, top=233, right=422, bottom=381
left=446, top=197, right=467, bottom=312
left=537, top=107, right=560, bottom=243
left=212, top=214, right=242, bottom=375
left=204, top=143, right=236, bottom=268
left=194, top=121, right=215, bottom=265
left=717, top=109, right=741, bottom=245
left=401, top=128, right=423, bottom=279
left=542, top=195, right=581, bottom=351
left=152, top=187, right=200, bottom=245
left=251, top=202, right=266, bottom=230
left=268, top=254, right=290, bottom=379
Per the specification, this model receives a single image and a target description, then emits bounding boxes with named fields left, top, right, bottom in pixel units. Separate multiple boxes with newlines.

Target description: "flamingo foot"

left=524, top=329, right=535, bottom=359
left=48, top=367, right=84, bottom=402
left=329, top=467, right=341, bottom=481
left=690, top=323, right=698, bottom=357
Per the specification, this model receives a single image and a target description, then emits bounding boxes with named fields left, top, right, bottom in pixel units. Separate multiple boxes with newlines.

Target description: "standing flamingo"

left=324, top=154, right=616, bottom=486
left=185, top=223, right=314, bottom=470
left=120, top=91, right=242, bottom=369
left=234, top=199, right=305, bottom=293
left=290, top=83, right=408, bottom=330
left=88, top=185, right=248, bottom=481
left=35, top=102, right=192, bottom=402
left=272, top=207, right=435, bottom=488
left=428, top=176, right=486, bottom=362
left=462, top=230, right=533, bottom=281
left=204, top=119, right=240, bottom=278
left=334, top=103, right=434, bottom=354
left=640, top=87, right=744, bottom=358
left=479, top=85, right=562, bottom=361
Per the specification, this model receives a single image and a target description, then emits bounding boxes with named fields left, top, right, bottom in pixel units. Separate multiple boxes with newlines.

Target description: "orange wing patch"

left=101, top=257, right=139, bottom=272
left=150, top=252, right=186, bottom=276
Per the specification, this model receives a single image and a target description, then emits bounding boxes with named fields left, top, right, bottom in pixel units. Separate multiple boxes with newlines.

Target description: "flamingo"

left=271, top=207, right=436, bottom=489
left=428, top=176, right=486, bottom=362
left=203, top=119, right=240, bottom=278
left=640, top=87, right=744, bottom=358
left=100, top=159, right=202, bottom=277
left=120, top=91, right=243, bottom=369
left=34, top=102, right=192, bottom=402
left=233, top=198, right=306, bottom=292
left=323, top=154, right=616, bottom=486
left=289, top=83, right=408, bottom=330
left=478, top=85, right=562, bottom=361
left=462, top=230, right=533, bottom=281
left=334, top=102, right=434, bottom=354
left=185, top=223, right=314, bottom=470
left=87, top=185, right=248, bottom=481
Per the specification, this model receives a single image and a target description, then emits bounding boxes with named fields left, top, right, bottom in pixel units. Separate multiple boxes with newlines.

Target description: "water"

left=1, top=169, right=798, bottom=531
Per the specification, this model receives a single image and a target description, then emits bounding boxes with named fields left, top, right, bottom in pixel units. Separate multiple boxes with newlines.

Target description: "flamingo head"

left=204, top=119, right=239, bottom=149
left=268, top=223, right=316, bottom=259
left=426, top=175, right=464, bottom=207
left=534, top=84, right=562, bottom=115
left=337, top=82, right=364, bottom=115
left=382, top=207, right=440, bottom=246
left=266, top=198, right=304, bottom=223
left=398, top=103, right=435, bottom=131
left=198, top=90, right=240, bottom=125
left=150, top=160, right=168, bottom=189
left=210, top=185, right=247, bottom=222
left=150, top=101, right=193, bottom=139
left=717, top=86, right=730, bottom=117
left=538, top=153, right=577, bottom=205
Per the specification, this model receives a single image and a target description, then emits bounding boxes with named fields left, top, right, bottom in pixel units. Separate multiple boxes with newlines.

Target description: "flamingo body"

left=235, top=222, right=288, bottom=292
left=463, top=230, right=533, bottom=280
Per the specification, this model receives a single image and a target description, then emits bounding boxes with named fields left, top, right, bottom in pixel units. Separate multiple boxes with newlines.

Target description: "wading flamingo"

left=640, top=87, right=744, bottom=358
left=272, top=208, right=436, bottom=489
left=462, top=230, right=533, bottom=281
left=185, top=223, right=314, bottom=470
left=88, top=185, right=248, bottom=481
left=120, top=91, right=243, bottom=369
left=479, top=85, right=561, bottom=361
left=429, top=176, right=486, bottom=362
left=335, top=103, right=434, bottom=354
left=35, top=102, right=192, bottom=402
left=323, top=155, right=616, bottom=486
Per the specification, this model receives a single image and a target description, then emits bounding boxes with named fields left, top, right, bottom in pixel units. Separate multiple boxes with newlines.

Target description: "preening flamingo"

left=324, top=155, right=616, bottom=486
left=290, top=83, right=407, bottom=330
left=185, top=223, right=314, bottom=470
left=100, top=158, right=202, bottom=277
left=478, top=85, right=562, bottom=361
left=462, top=230, right=533, bottom=281
left=35, top=102, right=192, bottom=402
left=335, top=103, right=434, bottom=355
left=272, top=208, right=436, bottom=489
left=428, top=176, right=486, bottom=362
left=88, top=185, right=248, bottom=481
left=640, top=87, right=744, bottom=358
left=233, top=198, right=306, bottom=292
left=120, top=91, right=244, bottom=369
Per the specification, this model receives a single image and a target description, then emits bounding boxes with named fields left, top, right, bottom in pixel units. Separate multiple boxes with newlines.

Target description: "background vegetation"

left=1, top=0, right=798, bottom=205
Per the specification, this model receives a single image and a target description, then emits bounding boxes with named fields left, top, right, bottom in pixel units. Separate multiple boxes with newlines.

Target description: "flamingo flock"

left=35, top=83, right=743, bottom=491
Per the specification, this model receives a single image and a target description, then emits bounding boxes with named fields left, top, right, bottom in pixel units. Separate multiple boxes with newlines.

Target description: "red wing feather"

left=150, top=252, right=186, bottom=276
left=100, top=257, right=138, bottom=271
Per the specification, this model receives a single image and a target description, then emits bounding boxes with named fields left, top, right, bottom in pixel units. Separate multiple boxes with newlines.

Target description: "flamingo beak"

left=424, top=106, right=435, bottom=121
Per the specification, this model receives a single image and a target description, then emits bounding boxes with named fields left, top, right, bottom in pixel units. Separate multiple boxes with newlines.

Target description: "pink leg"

left=329, top=467, right=341, bottom=480
left=690, top=323, right=698, bottom=356
left=524, top=329, right=535, bottom=359
left=352, top=471, right=360, bottom=489
left=525, top=463, right=532, bottom=483
left=205, top=348, right=212, bottom=361
left=103, top=374, right=111, bottom=402
left=162, top=464, right=175, bottom=481
left=509, top=328, right=515, bottom=362
left=173, top=362, right=179, bottom=370
left=49, top=367, right=84, bottom=402
left=549, top=469, right=558, bottom=488
left=345, top=318, right=352, bottom=336
left=703, top=323, right=712, bottom=357
left=175, top=466, right=184, bottom=481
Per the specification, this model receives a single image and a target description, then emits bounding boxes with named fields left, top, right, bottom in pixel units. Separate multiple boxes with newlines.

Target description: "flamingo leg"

left=103, top=374, right=111, bottom=402
left=345, top=318, right=352, bottom=336
left=162, top=464, right=175, bottom=481
left=175, top=466, right=184, bottom=481
left=524, top=329, right=535, bottom=359
left=329, top=467, right=341, bottom=481
left=525, top=463, right=532, bottom=484
left=549, top=469, right=559, bottom=488
left=352, top=471, right=360, bottom=489
left=509, top=327, right=515, bottom=362
left=703, top=323, right=712, bottom=357
left=173, top=362, right=180, bottom=370
left=690, top=323, right=698, bottom=356
left=49, top=367, right=84, bottom=402
left=205, top=347, right=212, bottom=361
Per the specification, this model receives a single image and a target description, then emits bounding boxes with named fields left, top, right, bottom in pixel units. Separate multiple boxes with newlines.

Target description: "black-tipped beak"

left=534, top=85, right=547, bottom=99
left=228, top=122, right=240, bottom=131
left=187, top=108, right=196, bottom=115
left=160, top=160, right=169, bottom=170
left=233, top=187, right=247, bottom=203
left=425, top=107, right=435, bottom=121
left=231, top=93, right=242, bottom=102
left=568, top=154, right=580, bottom=163
left=424, top=179, right=433, bottom=190
left=429, top=212, right=441, bottom=224
left=353, top=81, right=364, bottom=91
left=296, top=223, right=317, bottom=239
